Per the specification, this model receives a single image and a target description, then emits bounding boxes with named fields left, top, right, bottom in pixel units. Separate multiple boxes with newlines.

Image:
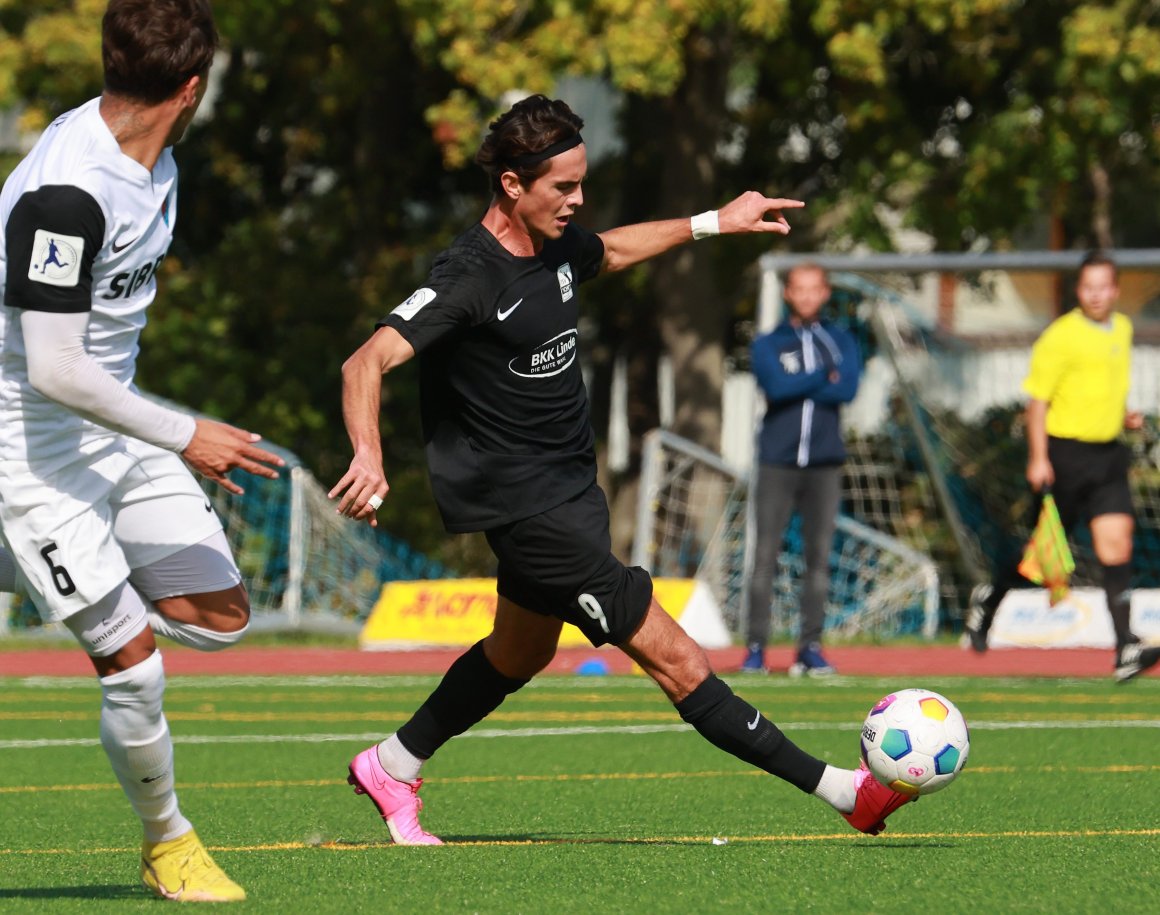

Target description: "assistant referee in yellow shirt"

left=965, top=251, right=1160, bottom=682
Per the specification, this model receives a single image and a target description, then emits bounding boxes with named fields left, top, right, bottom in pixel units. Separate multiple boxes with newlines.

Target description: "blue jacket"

left=751, top=319, right=861, bottom=467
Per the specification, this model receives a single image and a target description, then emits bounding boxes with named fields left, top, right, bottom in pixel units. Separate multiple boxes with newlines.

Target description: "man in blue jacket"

left=743, top=263, right=861, bottom=674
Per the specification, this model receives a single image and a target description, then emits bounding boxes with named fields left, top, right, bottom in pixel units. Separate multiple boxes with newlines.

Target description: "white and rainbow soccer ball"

left=860, top=688, right=970, bottom=797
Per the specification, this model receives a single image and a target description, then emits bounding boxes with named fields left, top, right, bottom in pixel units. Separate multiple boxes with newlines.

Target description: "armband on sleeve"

left=4, top=186, right=105, bottom=313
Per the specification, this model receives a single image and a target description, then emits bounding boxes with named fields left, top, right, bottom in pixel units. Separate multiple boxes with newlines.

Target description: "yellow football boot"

left=141, top=830, right=246, bottom=902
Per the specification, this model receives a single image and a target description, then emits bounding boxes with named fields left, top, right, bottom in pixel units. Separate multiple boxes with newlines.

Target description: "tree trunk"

left=1089, top=159, right=1113, bottom=251
left=605, top=33, right=734, bottom=558
left=651, top=27, right=734, bottom=452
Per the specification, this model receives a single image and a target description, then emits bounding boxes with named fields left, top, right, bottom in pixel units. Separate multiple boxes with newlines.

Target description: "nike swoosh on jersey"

left=497, top=298, right=524, bottom=321
left=111, top=234, right=138, bottom=254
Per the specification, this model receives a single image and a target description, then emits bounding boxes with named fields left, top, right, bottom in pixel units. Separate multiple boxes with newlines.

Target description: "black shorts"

left=484, top=484, right=653, bottom=647
left=1047, top=437, right=1135, bottom=529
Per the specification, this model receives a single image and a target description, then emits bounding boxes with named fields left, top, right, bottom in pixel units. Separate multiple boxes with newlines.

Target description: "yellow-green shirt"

left=1022, top=309, right=1132, bottom=442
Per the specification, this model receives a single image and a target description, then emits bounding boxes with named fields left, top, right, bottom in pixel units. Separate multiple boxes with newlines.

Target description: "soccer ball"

left=860, top=688, right=970, bottom=796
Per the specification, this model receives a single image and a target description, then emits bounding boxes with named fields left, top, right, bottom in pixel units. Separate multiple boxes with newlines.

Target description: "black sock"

left=396, top=640, right=528, bottom=759
left=1103, top=562, right=1134, bottom=649
left=981, top=585, right=1004, bottom=614
left=986, top=562, right=1036, bottom=613
left=675, top=674, right=825, bottom=793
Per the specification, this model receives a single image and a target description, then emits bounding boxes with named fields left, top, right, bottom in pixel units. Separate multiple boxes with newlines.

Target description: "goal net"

left=631, top=429, right=940, bottom=639
left=754, top=252, right=1160, bottom=621
left=204, top=462, right=450, bottom=633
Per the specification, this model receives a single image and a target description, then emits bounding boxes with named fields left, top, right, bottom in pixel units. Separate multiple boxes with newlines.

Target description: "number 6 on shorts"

left=40, top=542, right=77, bottom=596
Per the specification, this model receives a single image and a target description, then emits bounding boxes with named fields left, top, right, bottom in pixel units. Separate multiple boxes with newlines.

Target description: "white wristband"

left=690, top=210, right=719, bottom=240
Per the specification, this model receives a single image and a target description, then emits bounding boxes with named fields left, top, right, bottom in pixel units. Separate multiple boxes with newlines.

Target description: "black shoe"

left=1114, top=643, right=1160, bottom=683
left=962, top=584, right=995, bottom=654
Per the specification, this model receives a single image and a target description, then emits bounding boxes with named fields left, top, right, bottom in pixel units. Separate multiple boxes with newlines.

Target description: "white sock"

left=376, top=733, right=423, bottom=783
left=99, top=651, right=192, bottom=843
left=813, top=764, right=857, bottom=814
left=0, top=546, right=18, bottom=593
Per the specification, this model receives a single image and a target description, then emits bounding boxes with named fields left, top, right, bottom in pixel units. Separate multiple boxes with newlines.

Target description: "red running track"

left=0, top=644, right=1141, bottom=679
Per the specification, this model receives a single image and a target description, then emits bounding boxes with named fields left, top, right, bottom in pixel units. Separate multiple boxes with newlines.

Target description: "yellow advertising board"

left=359, top=577, right=714, bottom=650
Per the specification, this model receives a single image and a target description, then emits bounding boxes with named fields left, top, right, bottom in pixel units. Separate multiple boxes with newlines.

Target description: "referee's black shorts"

left=484, top=484, right=653, bottom=647
left=1047, top=436, right=1135, bottom=530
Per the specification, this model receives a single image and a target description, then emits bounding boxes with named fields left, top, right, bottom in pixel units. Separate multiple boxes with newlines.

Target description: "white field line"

left=2, top=718, right=1159, bottom=750
left=5, top=673, right=1128, bottom=690
left=3, top=827, right=1160, bottom=855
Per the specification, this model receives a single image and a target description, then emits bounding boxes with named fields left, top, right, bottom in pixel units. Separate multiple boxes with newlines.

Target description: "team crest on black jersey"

left=509, top=329, right=578, bottom=378
left=556, top=263, right=574, bottom=302
left=393, top=287, right=436, bottom=320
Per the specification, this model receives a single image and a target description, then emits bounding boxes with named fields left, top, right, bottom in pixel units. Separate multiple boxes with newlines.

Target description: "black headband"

left=508, top=133, right=583, bottom=168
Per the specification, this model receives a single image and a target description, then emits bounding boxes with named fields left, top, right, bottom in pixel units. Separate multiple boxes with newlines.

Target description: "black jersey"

left=380, top=221, right=605, bottom=532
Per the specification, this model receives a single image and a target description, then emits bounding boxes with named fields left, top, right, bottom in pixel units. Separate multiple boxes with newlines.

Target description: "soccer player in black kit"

left=330, top=95, right=911, bottom=844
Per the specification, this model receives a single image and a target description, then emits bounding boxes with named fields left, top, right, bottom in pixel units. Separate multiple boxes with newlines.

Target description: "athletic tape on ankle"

left=691, top=210, right=719, bottom=240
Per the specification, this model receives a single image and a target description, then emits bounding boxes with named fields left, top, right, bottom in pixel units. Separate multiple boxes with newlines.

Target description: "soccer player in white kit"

left=0, top=0, right=282, bottom=902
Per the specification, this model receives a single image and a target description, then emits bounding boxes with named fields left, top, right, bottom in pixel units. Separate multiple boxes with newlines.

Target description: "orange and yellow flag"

left=1017, top=494, right=1075, bottom=606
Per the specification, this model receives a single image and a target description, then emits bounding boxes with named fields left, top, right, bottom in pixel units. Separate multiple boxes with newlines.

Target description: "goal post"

left=754, top=250, right=1160, bottom=617
left=632, top=428, right=940, bottom=640
left=2, top=403, right=448, bottom=637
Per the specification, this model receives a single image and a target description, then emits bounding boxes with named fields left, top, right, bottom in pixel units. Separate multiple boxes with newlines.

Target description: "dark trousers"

left=745, top=463, right=843, bottom=647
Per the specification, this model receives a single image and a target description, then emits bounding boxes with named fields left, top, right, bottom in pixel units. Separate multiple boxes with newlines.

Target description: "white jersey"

left=0, top=97, right=177, bottom=465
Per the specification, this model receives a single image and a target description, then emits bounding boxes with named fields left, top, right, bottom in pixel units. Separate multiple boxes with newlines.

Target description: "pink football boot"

left=348, top=746, right=442, bottom=845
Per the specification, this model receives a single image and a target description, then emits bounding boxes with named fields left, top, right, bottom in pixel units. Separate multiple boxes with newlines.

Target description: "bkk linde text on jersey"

left=531, top=334, right=576, bottom=367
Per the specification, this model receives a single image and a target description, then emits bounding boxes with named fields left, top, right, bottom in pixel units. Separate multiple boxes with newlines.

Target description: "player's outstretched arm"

left=329, top=325, right=415, bottom=526
left=598, top=191, right=804, bottom=273
left=181, top=420, right=285, bottom=496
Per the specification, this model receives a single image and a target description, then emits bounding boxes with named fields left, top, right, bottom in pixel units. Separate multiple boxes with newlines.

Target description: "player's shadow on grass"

left=332, top=834, right=694, bottom=847
left=332, top=834, right=964, bottom=848
left=0, top=885, right=142, bottom=901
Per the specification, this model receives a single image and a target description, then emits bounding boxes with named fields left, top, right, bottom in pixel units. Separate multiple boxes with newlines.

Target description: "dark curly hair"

left=103, top=0, right=218, bottom=105
left=475, top=95, right=584, bottom=195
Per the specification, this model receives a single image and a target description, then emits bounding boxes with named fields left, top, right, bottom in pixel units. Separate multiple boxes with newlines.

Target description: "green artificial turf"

left=2, top=673, right=1156, bottom=913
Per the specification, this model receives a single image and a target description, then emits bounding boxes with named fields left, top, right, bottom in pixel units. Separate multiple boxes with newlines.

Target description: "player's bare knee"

left=666, top=654, right=713, bottom=703
left=1095, top=542, right=1132, bottom=567
left=150, top=586, right=250, bottom=652
left=190, top=587, right=250, bottom=647
left=633, top=636, right=711, bottom=702
left=212, top=584, right=251, bottom=632
left=161, top=585, right=249, bottom=632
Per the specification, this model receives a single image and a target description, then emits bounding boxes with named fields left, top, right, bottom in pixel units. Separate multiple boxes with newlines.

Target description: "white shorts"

left=0, top=436, right=230, bottom=622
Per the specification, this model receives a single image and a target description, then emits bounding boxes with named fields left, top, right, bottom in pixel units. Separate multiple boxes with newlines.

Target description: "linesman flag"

left=1017, top=493, right=1075, bottom=606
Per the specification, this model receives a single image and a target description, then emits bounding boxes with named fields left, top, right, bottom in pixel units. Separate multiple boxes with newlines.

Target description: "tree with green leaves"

left=1, top=0, right=1157, bottom=571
